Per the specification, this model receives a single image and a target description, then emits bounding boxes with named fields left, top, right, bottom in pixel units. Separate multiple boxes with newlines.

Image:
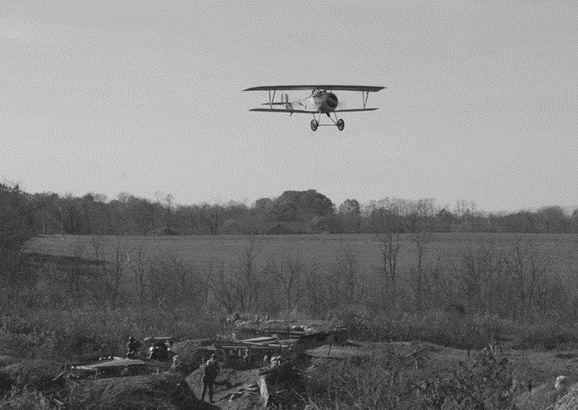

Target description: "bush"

left=0, top=306, right=224, bottom=360
left=0, top=360, right=63, bottom=396
left=332, top=308, right=503, bottom=350
left=512, top=323, right=578, bottom=350
left=418, top=343, right=515, bottom=410
left=68, top=373, right=195, bottom=410
left=306, top=350, right=421, bottom=409
left=0, top=387, right=53, bottom=410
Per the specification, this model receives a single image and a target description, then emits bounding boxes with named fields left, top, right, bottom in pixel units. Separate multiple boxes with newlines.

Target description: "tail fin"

left=282, top=93, right=293, bottom=116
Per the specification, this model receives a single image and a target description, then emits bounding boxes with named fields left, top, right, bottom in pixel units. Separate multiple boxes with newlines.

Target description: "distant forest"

left=1, top=183, right=577, bottom=238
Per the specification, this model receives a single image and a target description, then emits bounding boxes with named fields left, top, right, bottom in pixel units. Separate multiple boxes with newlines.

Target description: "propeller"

left=335, top=93, right=355, bottom=110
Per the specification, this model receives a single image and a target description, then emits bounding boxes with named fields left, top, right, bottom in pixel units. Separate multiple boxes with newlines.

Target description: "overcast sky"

left=1, top=0, right=577, bottom=213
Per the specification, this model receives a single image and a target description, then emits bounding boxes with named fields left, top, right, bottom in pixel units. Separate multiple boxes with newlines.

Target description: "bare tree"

left=303, top=262, right=326, bottom=318
left=330, top=244, right=361, bottom=307
left=374, top=231, right=401, bottom=311
left=155, top=191, right=175, bottom=229
left=233, top=236, right=263, bottom=312
left=268, top=253, right=305, bottom=312
left=455, top=242, right=502, bottom=315
left=409, top=230, right=434, bottom=312
left=148, top=253, right=205, bottom=309
left=505, top=238, right=553, bottom=321
left=110, top=238, right=129, bottom=308
left=202, top=204, right=223, bottom=235
left=132, top=245, right=147, bottom=306
left=207, top=260, right=236, bottom=314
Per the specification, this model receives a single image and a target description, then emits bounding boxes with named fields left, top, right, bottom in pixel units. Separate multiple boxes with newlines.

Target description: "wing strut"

left=268, top=90, right=277, bottom=109
left=362, top=91, right=370, bottom=109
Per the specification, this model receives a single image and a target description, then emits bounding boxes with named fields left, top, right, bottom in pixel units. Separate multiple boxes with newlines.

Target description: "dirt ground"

left=186, top=367, right=263, bottom=410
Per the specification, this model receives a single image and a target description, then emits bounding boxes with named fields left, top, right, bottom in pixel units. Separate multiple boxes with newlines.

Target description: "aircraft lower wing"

left=249, top=108, right=317, bottom=114
left=333, top=108, right=378, bottom=112
left=250, top=108, right=378, bottom=114
left=245, top=85, right=385, bottom=92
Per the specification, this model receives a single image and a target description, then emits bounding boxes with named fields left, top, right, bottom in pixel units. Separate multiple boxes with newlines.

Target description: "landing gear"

left=310, top=119, right=319, bottom=131
left=309, top=113, right=344, bottom=131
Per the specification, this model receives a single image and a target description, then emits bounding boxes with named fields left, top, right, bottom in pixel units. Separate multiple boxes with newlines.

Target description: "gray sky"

left=1, top=0, right=577, bottom=213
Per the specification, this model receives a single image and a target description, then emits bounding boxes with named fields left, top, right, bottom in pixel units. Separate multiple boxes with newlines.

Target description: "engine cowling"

left=324, top=92, right=339, bottom=110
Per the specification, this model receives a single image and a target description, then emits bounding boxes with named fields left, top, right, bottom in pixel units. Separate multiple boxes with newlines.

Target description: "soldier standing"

left=201, top=354, right=220, bottom=403
left=126, top=336, right=141, bottom=359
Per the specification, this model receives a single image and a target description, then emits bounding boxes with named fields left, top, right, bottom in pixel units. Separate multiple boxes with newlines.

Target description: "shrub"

left=332, top=308, right=502, bottom=350
left=418, top=343, right=515, bottom=409
left=512, top=323, right=578, bottom=350
left=0, top=306, right=224, bottom=360
left=306, top=350, right=421, bottom=409
left=0, top=387, right=53, bottom=410
left=0, top=359, right=63, bottom=398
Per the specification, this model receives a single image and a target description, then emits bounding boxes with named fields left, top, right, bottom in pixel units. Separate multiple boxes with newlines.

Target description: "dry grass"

left=10, top=233, right=578, bottom=408
left=512, top=323, right=578, bottom=350
left=0, top=360, right=63, bottom=393
left=68, top=373, right=196, bottom=410
left=0, top=387, right=54, bottom=410
left=306, top=352, right=421, bottom=409
left=305, top=342, right=517, bottom=410
left=1, top=306, right=224, bottom=361
left=25, top=233, right=578, bottom=282
left=336, top=309, right=504, bottom=350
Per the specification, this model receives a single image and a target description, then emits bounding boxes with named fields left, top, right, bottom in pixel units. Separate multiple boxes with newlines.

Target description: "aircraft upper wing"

left=244, top=85, right=385, bottom=92
left=249, top=108, right=317, bottom=114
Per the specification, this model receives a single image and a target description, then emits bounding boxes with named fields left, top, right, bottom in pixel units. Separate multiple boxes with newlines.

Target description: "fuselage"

left=312, top=90, right=339, bottom=113
left=292, top=90, right=339, bottom=114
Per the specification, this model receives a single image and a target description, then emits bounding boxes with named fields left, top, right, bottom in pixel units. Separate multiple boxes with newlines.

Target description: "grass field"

left=25, top=232, right=578, bottom=279
left=23, top=232, right=578, bottom=324
left=13, top=233, right=578, bottom=409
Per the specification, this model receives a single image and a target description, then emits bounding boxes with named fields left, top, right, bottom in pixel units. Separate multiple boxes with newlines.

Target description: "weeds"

left=512, top=322, right=578, bottom=350
left=335, top=309, right=503, bottom=350
left=306, top=350, right=422, bottom=410
left=418, top=343, right=516, bottom=409
left=0, top=306, right=224, bottom=360
left=0, top=387, right=54, bottom=410
left=305, top=342, right=516, bottom=410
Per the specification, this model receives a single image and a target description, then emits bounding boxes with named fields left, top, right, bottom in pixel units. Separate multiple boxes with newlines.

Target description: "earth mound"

left=0, top=359, right=64, bottom=395
left=68, top=373, right=205, bottom=410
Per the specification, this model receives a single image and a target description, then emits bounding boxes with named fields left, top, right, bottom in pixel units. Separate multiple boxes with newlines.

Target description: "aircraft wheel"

left=337, top=119, right=345, bottom=131
left=310, top=119, right=319, bottom=131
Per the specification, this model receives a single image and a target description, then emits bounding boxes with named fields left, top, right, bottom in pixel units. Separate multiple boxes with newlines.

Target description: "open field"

left=11, top=233, right=578, bottom=408
left=25, top=232, right=578, bottom=277
left=23, top=232, right=578, bottom=322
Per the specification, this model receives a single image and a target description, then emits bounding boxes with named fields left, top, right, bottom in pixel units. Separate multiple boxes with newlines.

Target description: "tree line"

left=4, top=184, right=578, bottom=236
left=1, top=182, right=577, bottom=323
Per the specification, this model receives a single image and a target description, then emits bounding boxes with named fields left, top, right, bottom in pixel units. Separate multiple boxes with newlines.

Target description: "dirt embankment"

left=68, top=373, right=202, bottom=410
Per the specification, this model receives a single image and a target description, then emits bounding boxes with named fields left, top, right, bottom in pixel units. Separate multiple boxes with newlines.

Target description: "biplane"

left=243, top=85, right=385, bottom=131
